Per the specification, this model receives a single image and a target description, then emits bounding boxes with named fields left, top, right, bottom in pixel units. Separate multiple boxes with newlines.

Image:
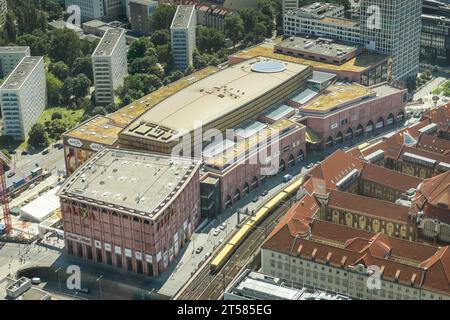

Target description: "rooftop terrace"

left=231, top=39, right=387, bottom=73
left=300, top=82, right=372, bottom=111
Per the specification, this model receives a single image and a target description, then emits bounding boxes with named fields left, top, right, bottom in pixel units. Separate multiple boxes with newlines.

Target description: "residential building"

left=0, top=56, right=46, bottom=140
left=170, top=5, right=196, bottom=70
left=92, top=28, right=128, bottom=104
left=0, top=46, right=31, bottom=78
left=129, top=0, right=158, bottom=36
left=64, top=0, right=125, bottom=22
left=261, top=218, right=450, bottom=299
left=58, top=148, right=201, bottom=276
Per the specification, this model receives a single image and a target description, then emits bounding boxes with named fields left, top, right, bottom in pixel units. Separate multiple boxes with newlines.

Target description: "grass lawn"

left=37, top=107, right=84, bottom=126
left=17, top=107, right=85, bottom=150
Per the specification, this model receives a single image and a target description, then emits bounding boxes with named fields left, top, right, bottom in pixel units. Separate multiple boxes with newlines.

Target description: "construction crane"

left=0, top=150, right=12, bottom=235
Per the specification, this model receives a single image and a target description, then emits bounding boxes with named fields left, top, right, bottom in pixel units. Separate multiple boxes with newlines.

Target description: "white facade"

left=359, top=0, right=422, bottom=81
left=0, top=46, right=31, bottom=78
left=261, top=248, right=450, bottom=300
left=65, top=0, right=125, bottom=21
left=92, top=28, right=128, bottom=104
left=171, top=5, right=196, bottom=70
left=0, top=57, right=46, bottom=140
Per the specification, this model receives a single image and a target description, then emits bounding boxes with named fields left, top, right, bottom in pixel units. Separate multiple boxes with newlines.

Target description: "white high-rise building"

left=0, top=57, right=46, bottom=140
left=92, top=28, right=128, bottom=104
left=171, top=5, right=196, bottom=70
left=64, top=0, right=125, bottom=22
left=359, top=0, right=422, bottom=82
left=0, top=46, right=31, bottom=78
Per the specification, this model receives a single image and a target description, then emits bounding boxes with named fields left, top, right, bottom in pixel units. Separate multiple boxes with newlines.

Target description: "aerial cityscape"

left=0, top=0, right=448, bottom=306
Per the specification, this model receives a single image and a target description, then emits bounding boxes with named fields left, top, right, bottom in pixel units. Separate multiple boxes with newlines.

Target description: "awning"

left=306, top=127, right=323, bottom=144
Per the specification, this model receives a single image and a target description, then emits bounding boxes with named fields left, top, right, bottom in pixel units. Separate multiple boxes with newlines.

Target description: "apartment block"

left=0, top=57, right=46, bottom=140
left=65, top=0, right=125, bottom=22
left=0, top=46, right=31, bottom=78
left=170, top=5, right=196, bottom=70
left=129, top=0, right=158, bottom=36
left=92, top=28, right=128, bottom=104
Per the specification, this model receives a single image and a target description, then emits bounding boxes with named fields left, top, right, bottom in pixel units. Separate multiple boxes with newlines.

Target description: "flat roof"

left=171, top=5, right=195, bottom=29
left=205, top=119, right=303, bottom=170
left=0, top=56, right=42, bottom=90
left=58, top=149, right=200, bottom=218
left=82, top=20, right=107, bottom=28
left=301, top=82, right=372, bottom=111
left=64, top=66, right=219, bottom=146
left=277, top=36, right=358, bottom=58
left=93, top=28, right=125, bottom=56
left=125, top=57, right=309, bottom=134
left=233, top=39, right=388, bottom=73
left=0, top=46, right=30, bottom=53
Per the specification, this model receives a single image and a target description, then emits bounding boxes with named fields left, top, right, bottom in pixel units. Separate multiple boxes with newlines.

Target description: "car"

left=53, top=143, right=63, bottom=149
left=41, top=149, right=49, bottom=155
left=21, top=150, right=28, bottom=155
left=29, top=183, right=36, bottom=190
left=218, top=238, right=224, bottom=244
left=252, top=196, right=259, bottom=203
left=220, top=222, right=226, bottom=230
left=306, top=163, right=314, bottom=169
left=213, top=229, right=220, bottom=236
left=195, top=246, right=204, bottom=254
left=283, top=174, right=293, bottom=183
left=261, top=190, right=268, bottom=197
left=204, top=252, right=211, bottom=259
left=31, top=277, right=41, bottom=285
left=6, top=171, right=15, bottom=178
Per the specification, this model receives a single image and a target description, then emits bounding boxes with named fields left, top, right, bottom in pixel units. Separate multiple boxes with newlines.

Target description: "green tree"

left=92, top=106, right=107, bottom=116
left=129, top=55, right=159, bottom=75
left=28, top=123, right=49, bottom=148
left=105, top=103, right=119, bottom=113
left=150, top=5, right=177, bottom=31
left=127, top=37, right=152, bottom=62
left=151, top=30, right=170, bottom=46
left=51, top=111, right=63, bottom=120
left=224, top=15, right=244, bottom=48
left=197, top=27, right=226, bottom=53
left=16, top=33, right=49, bottom=56
left=48, top=28, right=83, bottom=67
left=49, top=61, right=69, bottom=80
left=45, top=119, right=68, bottom=140
left=240, top=8, right=258, bottom=34
left=155, top=44, right=172, bottom=67
left=46, top=72, right=63, bottom=106
left=72, top=74, right=92, bottom=99
left=71, top=57, right=93, bottom=81
left=3, top=12, right=17, bottom=43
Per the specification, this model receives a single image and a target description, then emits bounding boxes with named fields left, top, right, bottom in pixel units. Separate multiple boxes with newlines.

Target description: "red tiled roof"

left=263, top=219, right=450, bottom=296
left=360, top=162, right=423, bottom=192
left=422, top=104, right=450, bottom=133
left=413, top=171, right=450, bottom=224
left=417, top=135, right=450, bottom=156
left=327, top=190, right=410, bottom=224
left=307, top=150, right=364, bottom=194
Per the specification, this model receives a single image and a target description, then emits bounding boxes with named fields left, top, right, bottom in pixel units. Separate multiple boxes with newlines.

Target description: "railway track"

left=176, top=201, right=290, bottom=300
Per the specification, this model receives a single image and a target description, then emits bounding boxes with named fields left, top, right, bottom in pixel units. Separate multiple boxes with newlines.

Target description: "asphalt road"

left=6, top=145, right=66, bottom=185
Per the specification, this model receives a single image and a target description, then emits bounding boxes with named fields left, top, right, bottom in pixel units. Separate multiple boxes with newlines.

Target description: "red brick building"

left=58, top=149, right=201, bottom=276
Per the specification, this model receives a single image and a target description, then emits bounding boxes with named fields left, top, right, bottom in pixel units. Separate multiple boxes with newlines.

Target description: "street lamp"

left=96, top=275, right=103, bottom=300
left=55, top=267, right=62, bottom=291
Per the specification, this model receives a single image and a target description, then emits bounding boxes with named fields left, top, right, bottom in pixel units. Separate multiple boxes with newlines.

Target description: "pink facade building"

left=58, top=148, right=201, bottom=276
left=293, top=83, right=408, bottom=149
left=200, top=119, right=306, bottom=215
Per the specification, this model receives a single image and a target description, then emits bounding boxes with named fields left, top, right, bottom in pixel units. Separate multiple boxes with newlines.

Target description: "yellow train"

left=210, top=177, right=304, bottom=273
